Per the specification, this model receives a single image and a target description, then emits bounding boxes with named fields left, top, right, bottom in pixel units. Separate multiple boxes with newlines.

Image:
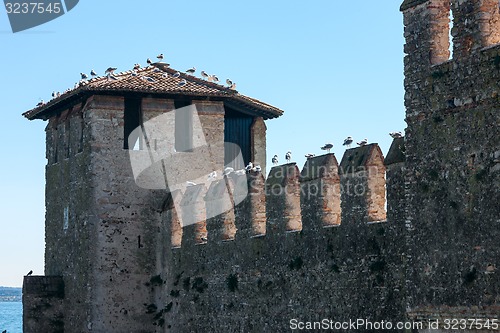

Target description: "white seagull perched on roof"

left=305, top=153, right=315, bottom=159
left=186, top=67, right=196, bottom=74
left=272, top=155, right=279, bottom=165
left=147, top=58, right=153, bottom=65
left=133, top=63, right=141, bottom=70
left=105, top=67, right=117, bottom=75
left=157, top=53, right=164, bottom=62
left=253, top=165, right=262, bottom=172
left=285, top=151, right=292, bottom=163
left=229, top=83, right=237, bottom=90
left=36, top=100, right=44, bottom=107
left=211, top=75, right=219, bottom=83
left=173, top=71, right=180, bottom=78
left=90, top=69, right=97, bottom=77
left=223, top=167, right=234, bottom=176
left=226, top=78, right=233, bottom=86
left=201, top=71, right=209, bottom=79
left=357, top=138, right=368, bottom=146
left=343, top=136, right=353, bottom=148
left=245, top=162, right=253, bottom=172
left=321, top=143, right=334, bottom=153
left=178, top=79, right=187, bottom=87
left=389, top=131, right=403, bottom=139
left=80, top=73, right=88, bottom=80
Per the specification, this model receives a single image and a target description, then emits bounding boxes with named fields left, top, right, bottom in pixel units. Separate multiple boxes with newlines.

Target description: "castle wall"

left=402, top=0, right=500, bottom=324
left=150, top=146, right=407, bottom=332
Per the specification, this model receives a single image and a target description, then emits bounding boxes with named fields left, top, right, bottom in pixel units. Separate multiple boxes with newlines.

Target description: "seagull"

left=245, top=162, right=253, bottom=171
left=357, top=138, right=368, bottom=146
left=234, top=169, right=246, bottom=176
left=389, top=131, right=403, bottom=139
left=52, top=91, right=56, bottom=98
left=272, top=155, right=278, bottom=165
left=36, top=100, right=44, bottom=107
left=162, top=73, right=168, bottom=78
left=201, top=71, right=209, bottom=79
left=27, top=270, right=33, bottom=276
left=178, top=79, right=187, bottom=87
left=186, top=67, right=196, bottom=74
left=80, top=73, right=88, bottom=80
left=157, top=53, right=164, bottom=61
left=305, top=153, right=315, bottom=159
left=253, top=165, right=262, bottom=172
left=90, top=69, right=97, bottom=77
left=285, top=151, right=291, bottom=162
left=226, top=78, right=233, bottom=86
left=173, top=71, right=180, bottom=78
left=147, top=58, right=152, bottom=65
left=105, top=67, right=117, bottom=75
left=229, top=83, right=237, bottom=90
left=56, top=92, right=61, bottom=97
left=321, top=143, right=334, bottom=153
left=208, top=171, right=217, bottom=181
left=133, top=63, right=141, bottom=70
left=153, top=68, right=162, bottom=73
left=131, top=71, right=138, bottom=77
left=142, top=76, right=155, bottom=82
left=212, top=75, right=219, bottom=83
left=343, top=136, right=353, bottom=148
left=223, top=167, right=234, bottom=175
left=186, top=181, right=197, bottom=187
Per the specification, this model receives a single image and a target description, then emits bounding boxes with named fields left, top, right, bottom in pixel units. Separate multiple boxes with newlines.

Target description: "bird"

left=321, top=143, right=334, bottom=153
left=178, top=79, right=187, bottom=87
left=52, top=91, right=56, bottom=98
left=162, top=73, right=168, bottom=78
left=212, top=75, right=219, bottom=83
left=36, top=100, right=44, bottom=107
left=56, top=92, right=61, bottom=97
left=208, top=171, right=217, bottom=181
left=147, top=58, right=152, bottom=65
left=157, top=53, right=164, bottom=61
left=186, top=181, right=197, bottom=187
left=389, top=131, right=403, bottom=139
left=131, top=71, right=138, bottom=77
left=245, top=162, right=253, bottom=171
left=229, top=83, right=237, bottom=90
left=173, top=71, right=181, bottom=78
left=186, top=67, right=196, bottom=74
left=305, top=153, right=315, bottom=159
left=80, top=73, right=88, bottom=80
left=285, top=151, right=292, bottom=162
left=133, top=63, right=141, bottom=70
left=226, top=78, right=233, bottom=86
left=105, top=67, right=117, bottom=75
left=90, top=69, right=97, bottom=77
left=253, top=165, right=262, bottom=172
left=223, top=167, right=234, bottom=175
left=234, top=169, right=246, bottom=176
left=27, top=270, right=33, bottom=276
left=343, top=136, right=353, bottom=148
left=357, top=138, right=368, bottom=146
left=153, top=68, right=162, bottom=73
left=142, top=76, right=155, bottom=82
left=201, top=71, right=209, bottom=79
left=2, top=329, right=7, bottom=333
left=272, top=155, right=278, bottom=165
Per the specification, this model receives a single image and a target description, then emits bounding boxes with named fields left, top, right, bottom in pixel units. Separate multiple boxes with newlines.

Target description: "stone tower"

left=22, top=64, right=283, bottom=333
left=401, top=0, right=500, bottom=325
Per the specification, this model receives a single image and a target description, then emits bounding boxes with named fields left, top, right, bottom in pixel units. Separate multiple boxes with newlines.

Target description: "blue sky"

left=0, top=0, right=406, bottom=287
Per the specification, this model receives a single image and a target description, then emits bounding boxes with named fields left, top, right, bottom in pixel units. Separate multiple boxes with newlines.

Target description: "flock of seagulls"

left=185, top=162, right=263, bottom=187
left=36, top=53, right=238, bottom=108
left=272, top=132, right=403, bottom=166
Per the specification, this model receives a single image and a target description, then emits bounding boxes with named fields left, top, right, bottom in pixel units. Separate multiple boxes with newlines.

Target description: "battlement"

left=164, top=142, right=405, bottom=250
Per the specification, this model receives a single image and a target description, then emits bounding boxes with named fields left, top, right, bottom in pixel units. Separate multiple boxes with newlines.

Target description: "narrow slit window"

left=123, top=98, right=142, bottom=150
left=174, top=100, right=193, bottom=152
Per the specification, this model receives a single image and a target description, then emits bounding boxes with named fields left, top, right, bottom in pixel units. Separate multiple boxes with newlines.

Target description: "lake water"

left=0, top=302, right=22, bottom=333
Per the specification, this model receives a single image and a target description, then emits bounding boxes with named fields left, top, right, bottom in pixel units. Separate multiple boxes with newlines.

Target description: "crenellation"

left=205, top=177, right=236, bottom=241
left=180, top=184, right=208, bottom=245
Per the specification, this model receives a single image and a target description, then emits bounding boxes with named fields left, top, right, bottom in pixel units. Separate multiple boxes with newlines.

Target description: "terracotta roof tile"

left=23, top=64, right=284, bottom=120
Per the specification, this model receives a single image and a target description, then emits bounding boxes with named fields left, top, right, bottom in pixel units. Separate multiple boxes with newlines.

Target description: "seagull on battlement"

left=321, top=143, right=333, bottom=153
left=224, top=167, right=234, bottom=176
left=253, top=165, right=262, bottom=173
left=245, top=162, right=253, bottom=172
left=285, top=151, right=292, bottom=163
left=389, top=131, right=403, bottom=139
left=343, top=136, right=353, bottom=148
left=357, top=138, right=368, bottom=146
left=272, top=155, right=279, bottom=165
left=208, top=171, right=217, bottom=181
left=186, top=67, right=196, bottom=74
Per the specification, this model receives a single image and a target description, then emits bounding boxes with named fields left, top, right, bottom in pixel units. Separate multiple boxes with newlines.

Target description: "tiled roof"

left=23, top=63, right=284, bottom=120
